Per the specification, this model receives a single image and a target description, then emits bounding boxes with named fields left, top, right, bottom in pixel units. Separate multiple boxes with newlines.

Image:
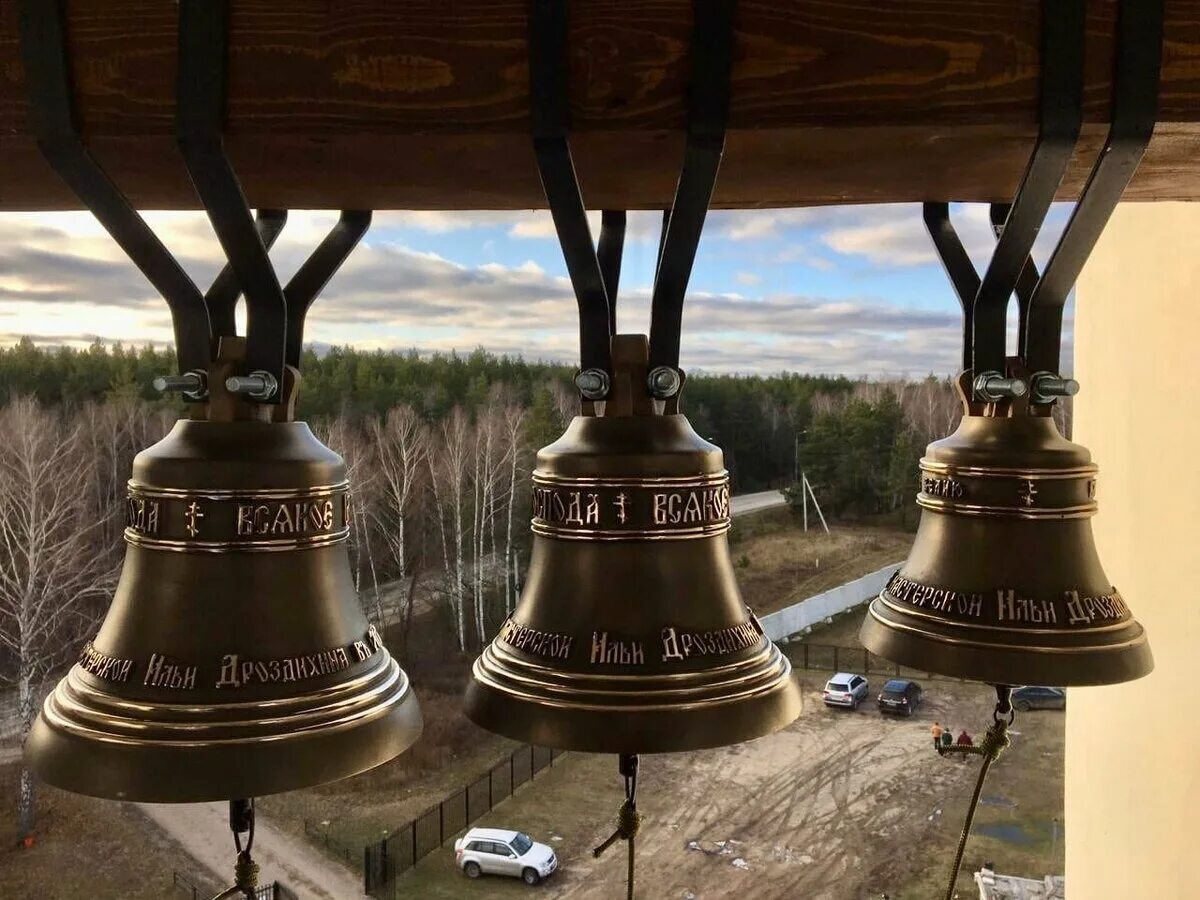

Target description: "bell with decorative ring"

left=25, top=343, right=423, bottom=802
left=859, top=371, right=1152, bottom=687
left=464, top=335, right=802, bottom=752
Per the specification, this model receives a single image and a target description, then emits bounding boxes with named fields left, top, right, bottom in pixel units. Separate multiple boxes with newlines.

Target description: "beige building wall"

left=1068, top=203, right=1200, bottom=897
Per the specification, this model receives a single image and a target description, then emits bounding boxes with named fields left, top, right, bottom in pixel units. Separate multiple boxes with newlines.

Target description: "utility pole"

left=803, top=473, right=830, bottom=534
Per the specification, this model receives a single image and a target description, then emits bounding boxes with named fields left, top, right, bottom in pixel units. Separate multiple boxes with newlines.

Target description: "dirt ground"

left=393, top=610, right=1065, bottom=900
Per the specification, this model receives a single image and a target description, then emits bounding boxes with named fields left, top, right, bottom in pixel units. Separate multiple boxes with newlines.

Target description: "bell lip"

left=24, top=656, right=423, bottom=803
left=859, top=596, right=1154, bottom=687
left=462, top=642, right=802, bottom=754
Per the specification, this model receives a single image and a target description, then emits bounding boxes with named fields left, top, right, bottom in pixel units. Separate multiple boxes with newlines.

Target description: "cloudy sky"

left=0, top=204, right=1070, bottom=377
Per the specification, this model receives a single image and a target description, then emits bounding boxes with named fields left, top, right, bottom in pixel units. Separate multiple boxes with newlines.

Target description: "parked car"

left=454, top=827, right=558, bottom=885
left=823, top=672, right=869, bottom=709
left=877, top=678, right=923, bottom=716
left=1011, top=686, right=1066, bottom=711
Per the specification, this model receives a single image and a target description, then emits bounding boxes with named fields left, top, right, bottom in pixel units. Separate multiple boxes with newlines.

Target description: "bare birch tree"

left=501, top=401, right=527, bottom=614
left=317, top=413, right=383, bottom=623
left=371, top=406, right=427, bottom=628
left=429, top=408, right=471, bottom=651
left=0, top=398, right=121, bottom=839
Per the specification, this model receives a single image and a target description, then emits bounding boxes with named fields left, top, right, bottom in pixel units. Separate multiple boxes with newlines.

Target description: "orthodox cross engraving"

left=1087, top=478, right=1097, bottom=499
left=184, top=500, right=205, bottom=537
left=613, top=492, right=629, bottom=524
left=1018, top=479, right=1039, bottom=507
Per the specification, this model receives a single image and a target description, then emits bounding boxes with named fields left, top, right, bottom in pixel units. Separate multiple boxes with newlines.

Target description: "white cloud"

left=735, top=272, right=762, bottom=286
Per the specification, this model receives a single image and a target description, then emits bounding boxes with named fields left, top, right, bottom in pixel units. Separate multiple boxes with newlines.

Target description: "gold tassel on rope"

left=593, top=754, right=641, bottom=900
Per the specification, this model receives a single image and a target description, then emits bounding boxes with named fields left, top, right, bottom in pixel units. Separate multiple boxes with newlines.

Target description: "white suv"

left=454, top=827, right=558, bottom=885
left=823, top=672, right=869, bottom=709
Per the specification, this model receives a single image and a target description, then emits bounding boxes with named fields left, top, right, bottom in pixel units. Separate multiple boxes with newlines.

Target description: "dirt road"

left=400, top=669, right=1064, bottom=900
left=139, top=801, right=369, bottom=899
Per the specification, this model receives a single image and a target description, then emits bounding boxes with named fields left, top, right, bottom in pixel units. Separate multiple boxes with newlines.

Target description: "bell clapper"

left=592, top=754, right=642, bottom=900
left=207, top=798, right=259, bottom=900
left=934, top=686, right=1016, bottom=900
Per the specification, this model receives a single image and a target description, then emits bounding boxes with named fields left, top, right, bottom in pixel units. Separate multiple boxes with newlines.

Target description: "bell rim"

left=861, top=596, right=1154, bottom=687
left=25, top=652, right=424, bottom=802
left=463, top=640, right=803, bottom=753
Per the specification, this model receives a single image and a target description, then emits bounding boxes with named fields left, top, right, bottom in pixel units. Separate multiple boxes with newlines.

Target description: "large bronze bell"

left=465, top=336, right=801, bottom=752
left=860, top=374, right=1152, bottom=686
left=26, top=351, right=422, bottom=801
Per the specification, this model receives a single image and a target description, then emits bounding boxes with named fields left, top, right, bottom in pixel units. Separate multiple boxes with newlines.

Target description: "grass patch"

left=0, top=755, right=214, bottom=899
left=734, top=519, right=912, bottom=617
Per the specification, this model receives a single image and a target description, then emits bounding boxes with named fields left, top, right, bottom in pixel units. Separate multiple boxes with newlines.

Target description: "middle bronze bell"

left=465, top=336, right=801, bottom=752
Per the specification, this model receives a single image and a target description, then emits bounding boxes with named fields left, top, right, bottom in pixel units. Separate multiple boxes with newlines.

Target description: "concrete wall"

left=758, top=562, right=902, bottom=641
left=1067, top=203, right=1200, bottom=898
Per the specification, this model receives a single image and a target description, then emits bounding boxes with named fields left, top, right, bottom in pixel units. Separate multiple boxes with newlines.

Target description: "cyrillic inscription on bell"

left=26, top=368, right=423, bottom=802
left=464, top=335, right=801, bottom=753
left=860, top=380, right=1152, bottom=687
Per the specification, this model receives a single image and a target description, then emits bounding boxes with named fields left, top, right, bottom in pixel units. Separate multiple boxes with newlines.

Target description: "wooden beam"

left=2, top=0, right=1199, bottom=210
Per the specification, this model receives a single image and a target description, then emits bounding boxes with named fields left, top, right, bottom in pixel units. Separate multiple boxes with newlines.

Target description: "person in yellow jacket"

left=931, top=721, right=944, bottom=748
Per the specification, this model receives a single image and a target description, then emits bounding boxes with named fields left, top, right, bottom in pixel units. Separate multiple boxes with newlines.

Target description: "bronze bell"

left=26, top=348, right=422, bottom=801
left=464, top=336, right=801, bottom=752
left=860, top=373, right=1152, bottom=686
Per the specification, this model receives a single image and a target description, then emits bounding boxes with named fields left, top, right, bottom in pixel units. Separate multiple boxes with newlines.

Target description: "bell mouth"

left=861, top=590, right=1153, bottom=687
left=26, top=650, right=422, bottom=802
left=464, top=639, right=801, bottom=753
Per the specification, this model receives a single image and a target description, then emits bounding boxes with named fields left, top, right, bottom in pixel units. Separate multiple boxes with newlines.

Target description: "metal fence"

left=784, top=641, right=966, bottom=682
left=172, top=872, right=297, bottom=900
left=364, top=744, right=561, bottom=898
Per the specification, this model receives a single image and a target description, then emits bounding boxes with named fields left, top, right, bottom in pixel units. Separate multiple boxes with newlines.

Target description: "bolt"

left=574, top=368, right=609, bottom=400
left=1031, top=372, right=1080, bottom=404
left=647, top=365, right=682, bottom=399
left=225, top=370, right=279, bottom=401
left=973, top=371, right=1027, bottom=403
left=152, top=371, right=207, bottom=401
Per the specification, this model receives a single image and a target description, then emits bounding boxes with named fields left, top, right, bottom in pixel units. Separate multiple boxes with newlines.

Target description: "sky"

left=0, top=204, right=1071, bottom=377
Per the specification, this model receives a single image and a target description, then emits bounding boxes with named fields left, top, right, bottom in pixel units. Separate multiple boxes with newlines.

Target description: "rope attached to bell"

left=593, top=754, right=641, bottom=900
left=209, top=798, right=259, bottom=900
left=934, top=686, right=1014, bottom=900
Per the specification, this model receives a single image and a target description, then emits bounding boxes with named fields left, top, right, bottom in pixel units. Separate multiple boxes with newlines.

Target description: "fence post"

left=863, top=648, right=868, bottom=673
left=510, top=751, right=515, bottom=793
left=489, top=767, right=494, bottom=809
left=833, top=646, right=839, bottom=671
left=411, top=821, right=417, bottom=870
left=439, top=800, right=445, bottom=845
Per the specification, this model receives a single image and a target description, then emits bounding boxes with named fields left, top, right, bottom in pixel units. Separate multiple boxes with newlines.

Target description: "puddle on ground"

left=974, top=821, right=1059, bottom=846
left=980, top=794, right=1018, bottom=809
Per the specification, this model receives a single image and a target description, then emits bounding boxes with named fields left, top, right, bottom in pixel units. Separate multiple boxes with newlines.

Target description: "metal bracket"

left=924, top=0, right=1163, bottom=401
left=529, top=0, right=733, bottom=400
left=17, top=0, right=212, bottom=377
left=18, top=1, right=370, bottom=400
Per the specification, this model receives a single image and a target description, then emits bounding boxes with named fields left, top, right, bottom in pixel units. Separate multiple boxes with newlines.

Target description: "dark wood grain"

left=2, top=0, right=1199, bottom=209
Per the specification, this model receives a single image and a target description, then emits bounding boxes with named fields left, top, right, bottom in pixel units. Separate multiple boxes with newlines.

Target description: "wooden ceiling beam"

left=2, top=0, right=1199, bottom=210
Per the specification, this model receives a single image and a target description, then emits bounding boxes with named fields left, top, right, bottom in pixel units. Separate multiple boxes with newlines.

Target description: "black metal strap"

left=597, top=210, right=627, bottom=337
left=206, top=209, right=288, bottom=339
left=647, top=0, right=734, bottom=373
left=970, top=0, right=1085, bottom=380
left=1022, top=0, right=1165, bottom=374
left=529, top=0, right=732, bottom=389
left=529, top=0, right=615, bottom=377
left=988, top=203, right=1041, bottom=366
left=177, top=0, right=287, bottom=396
left=283, top=210, right=372, bottom=369
left=17, top=0, right=212, bottom=376
left=924, top=0, right=1163, bottom=391
left=922, top=203, right=980, bottom=372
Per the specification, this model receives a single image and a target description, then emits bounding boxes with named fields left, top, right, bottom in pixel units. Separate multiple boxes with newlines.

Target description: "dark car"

left=877, top=679, right=922, bottom=716
left=1011, top=686, right=1066, bottom=711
